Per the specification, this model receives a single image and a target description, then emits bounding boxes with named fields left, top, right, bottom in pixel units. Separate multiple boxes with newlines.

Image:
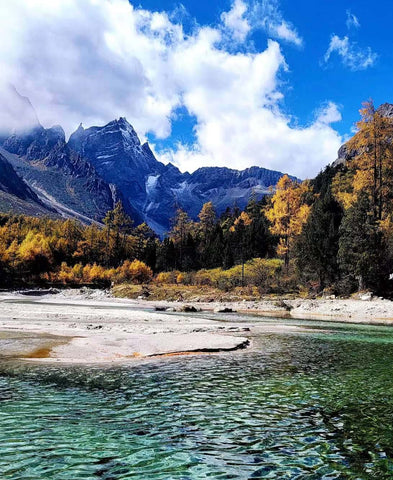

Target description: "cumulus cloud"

left=0, top=0, right=341, bottom=178
left=346, top=10, right=360, bottom=29
left=324, top=35, right=377, bottom=71
left=221, top=0, right=251, bottom=42
left=160, top=96, right=341, bottom=179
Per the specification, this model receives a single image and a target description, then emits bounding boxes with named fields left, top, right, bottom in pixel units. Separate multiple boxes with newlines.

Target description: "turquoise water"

left=1, top=320, right=393, bottom=479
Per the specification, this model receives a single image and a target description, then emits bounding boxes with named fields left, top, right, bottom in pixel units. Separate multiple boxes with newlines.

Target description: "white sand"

left=2, top=288, right=392, bottom=364
left=0, top=291, right=254, bottom=363
left=142, top=296, right=393, bottom=323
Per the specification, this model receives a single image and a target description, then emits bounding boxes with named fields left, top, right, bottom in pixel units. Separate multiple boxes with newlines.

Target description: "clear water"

left=1, top=319, right=393, bottom=479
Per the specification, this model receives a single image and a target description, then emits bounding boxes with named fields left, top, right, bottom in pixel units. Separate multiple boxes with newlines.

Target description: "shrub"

left=154, top=270, right=180, bottom=284
left=115, top=259, right=153, bottom=284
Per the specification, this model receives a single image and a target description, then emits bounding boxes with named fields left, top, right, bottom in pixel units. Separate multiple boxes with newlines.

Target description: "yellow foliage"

left=176, top=273, right=185, bottom=284
left=160, top=259, right=284, bottom=292
left=115, top=259, right=153, bottom=284
left=18, top=232, right=52, bottom=262
left=265, top=175, right=312, bottom=264
left=154, top=271, right=180, bottom=284
left=333, top=100, right=393, bottom=220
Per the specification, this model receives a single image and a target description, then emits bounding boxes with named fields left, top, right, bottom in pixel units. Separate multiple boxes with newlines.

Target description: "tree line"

left=1, top=100, right=393, bottom=295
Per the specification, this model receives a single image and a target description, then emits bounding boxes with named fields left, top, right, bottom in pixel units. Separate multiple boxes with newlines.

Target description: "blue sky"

left=145, top=0, right=392, bottom=143
left=0, top=0, right=392, bottom=178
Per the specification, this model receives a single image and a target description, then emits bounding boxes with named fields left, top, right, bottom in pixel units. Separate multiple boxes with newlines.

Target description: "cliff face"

left=0, top=152, right=54, bottom=216
left=0, top=105, right=297, bottom=233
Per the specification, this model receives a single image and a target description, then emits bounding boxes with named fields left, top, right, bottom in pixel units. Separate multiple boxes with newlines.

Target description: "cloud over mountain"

left=0, top=0, right=342, bottom=178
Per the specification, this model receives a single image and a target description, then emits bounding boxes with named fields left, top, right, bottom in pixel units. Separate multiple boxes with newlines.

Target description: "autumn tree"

left=116, top=259, right=153, bottom=284
left=333, top=100, right=393, bottom=221
left=265, top=175, right=312, bottom=269
left=18, top=231, right=53, bottom=277
left=198, top=202, right=216, bottom=236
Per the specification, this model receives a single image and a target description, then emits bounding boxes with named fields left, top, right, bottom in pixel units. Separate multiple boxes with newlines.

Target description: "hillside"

left=0, top=153, right=54, bottom=217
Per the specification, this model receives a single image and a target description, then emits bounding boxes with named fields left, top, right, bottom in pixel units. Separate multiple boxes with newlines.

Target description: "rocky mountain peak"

left=333, top=102, right=393, bottom=168
left=0, top=98, right=299, bottom=235
left=2, top=124, right=65, bottom=161
left=377, top=103, right=393, bottom=118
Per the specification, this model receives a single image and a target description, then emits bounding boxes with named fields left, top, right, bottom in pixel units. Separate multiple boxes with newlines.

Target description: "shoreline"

left=0, top=291, right=256, bottom=364
left=13, top=286, right=393, bottom=322
left=2, top=288, right=393, bottom=365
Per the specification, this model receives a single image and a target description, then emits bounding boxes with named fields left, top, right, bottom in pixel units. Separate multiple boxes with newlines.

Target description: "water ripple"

left=0, top=329, right=393, bottom=478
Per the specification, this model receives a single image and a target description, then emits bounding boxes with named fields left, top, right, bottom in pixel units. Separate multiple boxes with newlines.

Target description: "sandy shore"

left=140, top=295, right=393, bottom=323
left=1, top=288, right=393, bottom=364
left=0, top=290, right=257, bottom=364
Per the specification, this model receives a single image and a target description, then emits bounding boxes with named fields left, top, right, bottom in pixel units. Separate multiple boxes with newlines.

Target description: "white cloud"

left=346, top=10, right=360, bottom=29
left=274, top=22, right=302, bottom=46
left=221, top=0, right=302, bottom=47
left=0, top=0, right=341, bottom=179
left=315, top=101, right=342, bottom=125
left=160, top=97, right=341, bottom=180
left=324, top=35, right=377, bottom=71
left=221, top=0, right=251, bottom=42
left=250, top=0, right=303, bottom=47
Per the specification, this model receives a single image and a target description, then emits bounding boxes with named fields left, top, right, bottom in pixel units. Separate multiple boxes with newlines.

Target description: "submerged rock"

left=180, top=305, right=199, bottom=312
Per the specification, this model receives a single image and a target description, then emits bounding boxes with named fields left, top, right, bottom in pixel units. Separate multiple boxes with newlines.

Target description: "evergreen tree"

left=168, top=208, right=195, bottom=270
left=338, top=193, right=388, bottom=292
left=156, top=238, right=176, bottom=272
left=296, top=189, right=343, bottom=290
left=103, top=201, right=134, bottom=266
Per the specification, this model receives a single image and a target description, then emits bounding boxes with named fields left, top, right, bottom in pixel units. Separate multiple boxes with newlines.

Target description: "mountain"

left=0, top=152, right=54, bottom=216
left=68, top=117, right=296, bottom=233
left=0, top=123, right=121, bottom=223
left=0, top=103, right=297, bottom=234
left=0, top=85, right=40, bottom=141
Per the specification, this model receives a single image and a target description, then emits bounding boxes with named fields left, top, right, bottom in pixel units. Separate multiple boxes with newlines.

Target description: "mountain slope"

left=68, top=118, right=297, bottom=233
left=0, top=126, right=119, bottom=223
left=0, top=106, right=297, bottom=233
left=0, top=153, right=54, bottom=216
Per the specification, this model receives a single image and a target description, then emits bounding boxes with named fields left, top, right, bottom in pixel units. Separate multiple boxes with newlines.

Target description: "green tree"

left=169, top=208, right=195, bottom=270
left=103, top=201, right=134, bottom=266
left=296, top=189, right=343, bottom=290
left=338, top=193, right=388, bottom=292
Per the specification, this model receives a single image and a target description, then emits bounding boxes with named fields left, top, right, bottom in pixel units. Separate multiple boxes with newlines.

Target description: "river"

left=1, top=317, right=393, bottom=479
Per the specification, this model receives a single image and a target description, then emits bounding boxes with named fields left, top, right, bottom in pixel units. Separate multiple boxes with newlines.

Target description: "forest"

left=1, top=101, right=393, bottom=297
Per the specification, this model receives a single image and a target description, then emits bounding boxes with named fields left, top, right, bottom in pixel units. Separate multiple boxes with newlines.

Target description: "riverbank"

left=0, top=290, right=256, bottom=364
left=112, top=284, right=393, bottom=322
left=1, top=288, right=393, bottom=364
left=115, top=292, right=393, bottom=323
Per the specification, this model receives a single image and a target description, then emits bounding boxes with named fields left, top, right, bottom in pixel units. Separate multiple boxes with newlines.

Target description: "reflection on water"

left=1, top=321, right=393, bottom=478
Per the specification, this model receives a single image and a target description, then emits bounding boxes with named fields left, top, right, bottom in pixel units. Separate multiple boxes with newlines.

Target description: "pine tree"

left=296, top=189, right=343, bottom=290
left=338, top=193, right=388, bottom=292
left=103, top=201, right=134, bottom=266
left=169, top=208, right=195, bottom=270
